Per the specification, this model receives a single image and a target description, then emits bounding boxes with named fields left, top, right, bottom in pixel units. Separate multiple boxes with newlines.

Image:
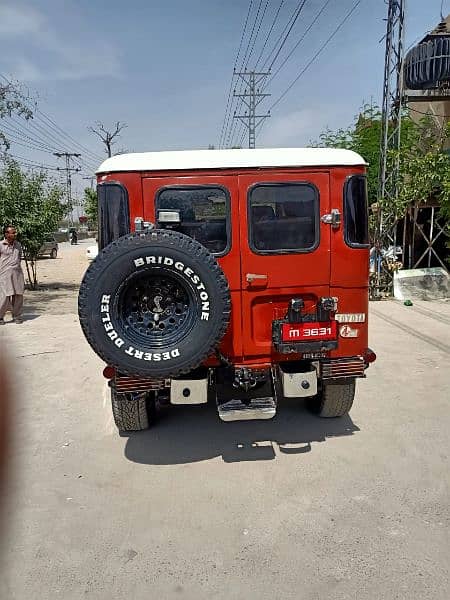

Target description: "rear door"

left=238, top=171, right=331, bottom=360
left=142, top=174, right=243, bottom=359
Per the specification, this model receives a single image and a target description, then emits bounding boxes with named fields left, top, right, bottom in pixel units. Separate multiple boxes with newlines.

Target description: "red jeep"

left=79, top=148, right=375, bottom=432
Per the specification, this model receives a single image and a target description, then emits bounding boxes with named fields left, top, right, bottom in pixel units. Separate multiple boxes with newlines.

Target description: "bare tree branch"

left=87, top=121, right=127, bottom=157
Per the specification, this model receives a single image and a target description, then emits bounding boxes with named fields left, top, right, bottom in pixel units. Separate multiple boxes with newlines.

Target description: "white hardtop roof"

left=96, top=147, right=366, bottom=174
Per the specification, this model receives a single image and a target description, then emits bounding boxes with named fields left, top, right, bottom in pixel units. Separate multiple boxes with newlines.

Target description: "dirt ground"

left=18, top=238, right=95, bottom=318
left=1, top=240, right=449, bottom=600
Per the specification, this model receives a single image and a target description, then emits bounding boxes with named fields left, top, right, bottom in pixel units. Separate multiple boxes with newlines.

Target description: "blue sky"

left=0, top=0, right=448, bottom=187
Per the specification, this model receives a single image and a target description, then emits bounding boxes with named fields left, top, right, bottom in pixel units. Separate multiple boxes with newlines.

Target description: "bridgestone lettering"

left=78, top=229, right=231, bottom=379
left=133, top=255, right=210, bottom=322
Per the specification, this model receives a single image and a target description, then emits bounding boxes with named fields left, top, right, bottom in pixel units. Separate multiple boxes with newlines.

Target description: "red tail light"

left=364, top=348, right=377, bottom=364
left=102, top=365, right=116, bottom=379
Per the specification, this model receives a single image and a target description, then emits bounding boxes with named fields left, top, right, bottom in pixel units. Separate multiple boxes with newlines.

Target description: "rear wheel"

left=308, top=380, right=355, bottom=417
left=111, top=388, right=156, bottom=432
left=50, top=248, right=57, bottom=259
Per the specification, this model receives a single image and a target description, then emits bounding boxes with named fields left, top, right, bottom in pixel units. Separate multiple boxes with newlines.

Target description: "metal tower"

left=54, top=152, right=81, bottom=227
left=373, top=0, right=406, bottom=298
left=378, top=0, right=406, bottom=244
left=233, top=71, right=270, bottom=149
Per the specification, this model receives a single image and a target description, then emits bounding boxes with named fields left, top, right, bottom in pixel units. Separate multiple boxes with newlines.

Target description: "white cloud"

left=0, top=3, right=121, bottom=81
left=258, top=108, right=325, bottom=147
left=0, top=5, right=45, bottom=36
left=6, top=57, right=43, bottom=82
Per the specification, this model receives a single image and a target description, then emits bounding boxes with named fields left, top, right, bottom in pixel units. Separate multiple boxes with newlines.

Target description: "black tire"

left=111, top=388, right=150, bottom=432
left=50, top=248, right=57, bottom=259
left=308, top=380, right=355, bottom=418
left=78, top=230, right=231, bottom=378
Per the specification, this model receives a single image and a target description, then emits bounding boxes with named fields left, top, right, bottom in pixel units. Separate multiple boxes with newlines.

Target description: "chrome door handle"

left=321, top=208, right=341, bottom=228
left=246, top=273, right=268, bottom=283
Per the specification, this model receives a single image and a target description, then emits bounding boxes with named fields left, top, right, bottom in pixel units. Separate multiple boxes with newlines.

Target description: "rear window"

left=344, top=176, right=369, bottom=247
left=248, top=183, right=318, bottom=254
left=156, top=186, right=230, bottom=255
left=98, top=182, right=130, bottom=250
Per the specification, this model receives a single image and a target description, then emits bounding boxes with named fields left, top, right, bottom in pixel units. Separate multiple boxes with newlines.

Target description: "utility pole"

left=232, top=71, right=270, bottom=149
left=378, top=0, right=405, bottom=245
left=82, top=175, right=96, bottom=190
left=54, top=152, right=81, bottom=227
left=374, top=0, right=405, bottom=298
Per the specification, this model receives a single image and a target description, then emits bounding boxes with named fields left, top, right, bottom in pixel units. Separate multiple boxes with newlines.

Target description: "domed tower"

left=404, top=14, right=450, bottom=134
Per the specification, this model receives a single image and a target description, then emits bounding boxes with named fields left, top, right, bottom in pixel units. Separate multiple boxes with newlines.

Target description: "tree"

left=88, top=121, right=127, bottom=157
left=311, top=104, right=450, bottom=241
left=0, top=80, right=33, bottom=149
left=84, top=187, right=98, bottom=228
left=0, top=159, right=65, bottom=288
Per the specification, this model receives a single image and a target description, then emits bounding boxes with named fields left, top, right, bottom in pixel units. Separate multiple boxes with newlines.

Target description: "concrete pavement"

left=1, top=241, right=449, bottom=599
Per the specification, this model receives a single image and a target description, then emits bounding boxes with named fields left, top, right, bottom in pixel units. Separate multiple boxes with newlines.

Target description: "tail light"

left=364, top=348, right=377, bottom=364
left=102, top=365, right=116, bottom=379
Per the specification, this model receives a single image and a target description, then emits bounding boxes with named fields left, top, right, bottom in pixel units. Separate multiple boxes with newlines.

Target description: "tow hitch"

left=216, top=367, right=277, bottom=422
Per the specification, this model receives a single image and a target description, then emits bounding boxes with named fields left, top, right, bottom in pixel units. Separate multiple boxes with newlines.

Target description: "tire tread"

left=317, top=380, right=355, bottom=418
left=111, top=389, right=149, bottom=432
left=78, top=230, right=231, bottom=378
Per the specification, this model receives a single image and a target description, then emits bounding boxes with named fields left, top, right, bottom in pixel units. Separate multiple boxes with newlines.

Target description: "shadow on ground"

left=124, top=397, right=359, bottom=465
left=23, top=282, right=80, bottom=317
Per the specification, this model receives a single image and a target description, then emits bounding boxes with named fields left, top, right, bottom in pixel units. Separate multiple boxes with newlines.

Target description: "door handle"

left=321, top=208, right=341, bottom=229
left=246, top=273, right=268, bottom=284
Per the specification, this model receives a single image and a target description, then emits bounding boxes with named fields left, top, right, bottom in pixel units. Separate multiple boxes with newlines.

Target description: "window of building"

left=248, top=183, right=318, bottom=253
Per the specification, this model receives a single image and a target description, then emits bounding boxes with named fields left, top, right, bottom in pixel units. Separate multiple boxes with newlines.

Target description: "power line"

left=266, top=0, right=363, bottom=114
left=260, top=0, right=307, bottom=70
left=0, top=121, right=60, bottom=153
left=264, top=0, right=333, bottom=89
left=245, top=0, right=271, bottom=68
left=265, top=0, right=308, bottom=72
left=0, top=135, right=58, bottom=155
left=10, top=114, right=67, bottom=152
left=219, top=0, right=255, bottom=148
left=4, top=152, right=60, bottom=170
left=227, top=0, right=272, bottom=147
left=238, top=0, right=265, bottom=73
left=254, top=1, right=286, bottom=69
left=225, top=0, right=266, bottom=147
left=0, top=73, right=104, bottom=163
left=229, top=0, right=308, bottom=147
left=36, top=109, right=104, bottom=162
left=226, top=0, right=281, bottom=147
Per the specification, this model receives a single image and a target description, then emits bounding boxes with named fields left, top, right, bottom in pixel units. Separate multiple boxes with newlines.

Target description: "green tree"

left=311, top=104, right=382, bottom=207
left=83, top=187, right=98, bottom=228
left=0, top=159, right=66, bottom=288
left=311, top=104, right=450, bottom=242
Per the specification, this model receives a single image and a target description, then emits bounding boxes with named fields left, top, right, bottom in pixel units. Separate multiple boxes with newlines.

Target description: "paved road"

left=1, top=243, right=449, bottom=599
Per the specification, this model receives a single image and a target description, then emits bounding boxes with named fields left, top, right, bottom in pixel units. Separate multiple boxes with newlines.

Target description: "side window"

left=344, top=176, right=369, bottom=247
left=248, top=183, right=319, bottom=254
left=97, top=183, right=130, bottom=250
left=156, top=186, right=230, bottom=255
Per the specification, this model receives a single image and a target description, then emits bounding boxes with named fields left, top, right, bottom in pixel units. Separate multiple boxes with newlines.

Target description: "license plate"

left=281, top=321, right=337, bottom=342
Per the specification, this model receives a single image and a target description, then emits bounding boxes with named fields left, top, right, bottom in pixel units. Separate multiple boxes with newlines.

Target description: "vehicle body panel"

left=96, top=154, right=369, bottom=369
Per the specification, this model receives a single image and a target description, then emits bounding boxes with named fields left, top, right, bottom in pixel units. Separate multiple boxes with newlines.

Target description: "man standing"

left=0, top=226, right=25, bottom=324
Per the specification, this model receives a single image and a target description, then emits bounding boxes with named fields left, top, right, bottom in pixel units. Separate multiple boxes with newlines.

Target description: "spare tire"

left=78, top=230, right=231, bottom=378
